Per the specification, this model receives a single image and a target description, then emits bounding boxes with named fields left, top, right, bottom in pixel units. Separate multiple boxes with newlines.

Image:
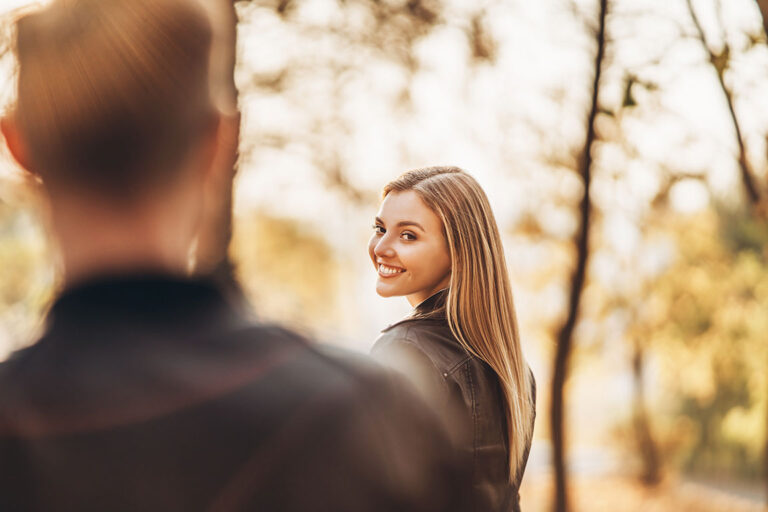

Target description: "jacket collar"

left=47, top=272, right=242, bottom=337
left=382, top=288, right=448, bottom=332
left=413, top=288, right=448, bottom=317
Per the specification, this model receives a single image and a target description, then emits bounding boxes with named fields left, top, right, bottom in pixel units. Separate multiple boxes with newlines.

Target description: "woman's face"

left=368, top=190, right=452, bottom=307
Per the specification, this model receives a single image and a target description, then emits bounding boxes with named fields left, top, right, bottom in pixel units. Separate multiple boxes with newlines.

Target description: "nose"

left=372, top=233, right=396, bottom=259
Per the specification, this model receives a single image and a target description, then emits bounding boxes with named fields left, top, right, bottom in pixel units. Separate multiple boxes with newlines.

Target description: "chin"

left=375, top=283, right=400, bottom=298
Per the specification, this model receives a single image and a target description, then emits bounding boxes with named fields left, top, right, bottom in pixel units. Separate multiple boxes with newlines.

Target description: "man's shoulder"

left=0, top=321, right=385, bottom=376
left=172, top=322, right=424, bottom=410
left=0, top=342, right=45, bottom=388
left=0, top=323, right=473, bottom=512
left=0, top=322, right=409, bottom=434
left=229, top=323, right=406, bottom=390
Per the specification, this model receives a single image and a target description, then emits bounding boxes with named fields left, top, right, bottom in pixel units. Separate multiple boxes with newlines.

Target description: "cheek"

left=404, top=244, right=447, bottom=278
left=367, top=236, right=377, bottom=263
left=421, top=245, right=451, bottom=282
left=438, top=247, right=452, bottom=275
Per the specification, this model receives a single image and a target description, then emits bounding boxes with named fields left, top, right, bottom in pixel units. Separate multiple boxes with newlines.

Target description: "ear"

left=193, top=110, right=240, bottom=274
left=1, top=115, right=37, bottom=177
left=204, top=110, right=239, bottom=183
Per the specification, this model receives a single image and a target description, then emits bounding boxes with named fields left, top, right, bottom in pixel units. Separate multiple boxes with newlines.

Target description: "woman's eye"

left=401, top=232, right=416, bottom=241
left=372, top=224, right=385, bottom=234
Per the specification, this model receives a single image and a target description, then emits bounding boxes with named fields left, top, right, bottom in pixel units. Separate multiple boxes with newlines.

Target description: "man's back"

left=0, top=274, right=467, bottom=511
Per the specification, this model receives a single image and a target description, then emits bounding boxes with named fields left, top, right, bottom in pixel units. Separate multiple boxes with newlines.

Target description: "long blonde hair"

left=384, top=166, right=534, bottom=481
left=11, top=0, right=215, bottom=198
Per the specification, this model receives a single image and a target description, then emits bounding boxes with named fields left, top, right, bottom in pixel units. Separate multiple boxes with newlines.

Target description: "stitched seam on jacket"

left=395, top=324, right=471, bottom=376
left=465, top=360, right=478, bottom=482
left=400, top=326, right=450, bottom=389
left=445, top=356, right=471, bottom=376
left=398, top=326, right=470, bottom=378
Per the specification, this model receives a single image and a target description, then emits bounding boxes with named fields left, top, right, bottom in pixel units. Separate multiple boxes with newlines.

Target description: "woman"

left=369, top=166, right=536, bottom=512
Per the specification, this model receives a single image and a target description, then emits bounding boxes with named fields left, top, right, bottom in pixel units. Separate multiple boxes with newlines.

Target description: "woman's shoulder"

left=373, top=318, right=470, bottom=377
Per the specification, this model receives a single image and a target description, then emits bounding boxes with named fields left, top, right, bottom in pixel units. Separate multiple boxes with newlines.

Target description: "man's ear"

left=193, top=110, right=240, bottom=275
left=204, top=110, right=239, bottom=183
left=1, top=115, right=36, bottom=176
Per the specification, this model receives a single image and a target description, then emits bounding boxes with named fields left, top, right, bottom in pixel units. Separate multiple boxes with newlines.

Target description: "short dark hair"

left=13, top=0, right=215, bottom=199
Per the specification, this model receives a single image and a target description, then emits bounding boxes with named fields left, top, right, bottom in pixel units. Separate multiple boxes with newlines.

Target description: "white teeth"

left=379, top=264, right=404, bottom=275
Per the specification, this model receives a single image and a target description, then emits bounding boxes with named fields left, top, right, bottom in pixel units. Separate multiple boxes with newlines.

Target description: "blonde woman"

left=369, top=166, right=536, bottom=512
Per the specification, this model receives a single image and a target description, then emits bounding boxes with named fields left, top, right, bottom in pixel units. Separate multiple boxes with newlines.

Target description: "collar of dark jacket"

left=47, top=272, right=243, bottom=337
left=382, top=288, right=448, bottom=332
left=413, top=288, right=448, bottom=317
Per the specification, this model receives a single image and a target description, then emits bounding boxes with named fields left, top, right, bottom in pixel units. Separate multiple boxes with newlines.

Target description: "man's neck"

left=49, top=196, right=194, bottom=287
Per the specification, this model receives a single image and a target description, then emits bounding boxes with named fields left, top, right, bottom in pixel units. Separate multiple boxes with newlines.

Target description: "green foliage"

left=0, top=197, right=54, bottom=358
left=719, top=206, right=768, bottom=257
left=650, top=210, right=768, bottom=479
left=231, top=211, right=339, bottom=333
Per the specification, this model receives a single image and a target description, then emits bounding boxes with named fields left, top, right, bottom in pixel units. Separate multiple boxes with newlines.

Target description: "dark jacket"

left=372, top=289, right=536, bottom=512
left=0, top=274, right=470, bottom=512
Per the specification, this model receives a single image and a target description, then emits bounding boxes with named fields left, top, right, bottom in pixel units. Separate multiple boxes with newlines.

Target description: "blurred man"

left=0, top=0, right=468, bottom=510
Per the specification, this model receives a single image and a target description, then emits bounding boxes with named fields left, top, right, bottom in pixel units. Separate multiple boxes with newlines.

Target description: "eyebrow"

left=375, top=217, right=425, bottom=231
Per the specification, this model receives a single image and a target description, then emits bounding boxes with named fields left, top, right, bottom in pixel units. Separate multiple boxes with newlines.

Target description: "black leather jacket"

left=0, top=275, right=471, bottom=512
left=372, top=290, right=536, bottom=512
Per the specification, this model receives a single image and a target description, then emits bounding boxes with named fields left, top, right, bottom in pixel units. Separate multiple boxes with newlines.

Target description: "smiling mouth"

left=378, top=263, right=406, bottom=277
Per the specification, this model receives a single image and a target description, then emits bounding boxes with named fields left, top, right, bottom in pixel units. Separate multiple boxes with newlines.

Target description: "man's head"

left=1, top=0, right=231, bottom=281
left=4, top=0, right=217, bottom=201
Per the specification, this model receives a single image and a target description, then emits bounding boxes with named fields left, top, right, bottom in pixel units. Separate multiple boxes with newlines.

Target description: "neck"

left=48, top=193, right=195, bottom=287
left=407, top=282, right=450, bottom=308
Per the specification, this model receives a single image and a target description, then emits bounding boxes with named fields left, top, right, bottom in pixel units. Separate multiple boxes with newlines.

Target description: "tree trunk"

left=631, top=337, right=662, bottom=485
left=550, top=2, right=608, bottom=511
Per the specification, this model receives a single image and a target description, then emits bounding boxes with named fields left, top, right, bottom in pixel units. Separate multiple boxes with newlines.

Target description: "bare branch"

left=466, top=11, right=498, bottom=63
left=685, top=0, right=761, bottom=206
left=565, top=0, right=599, bottom=35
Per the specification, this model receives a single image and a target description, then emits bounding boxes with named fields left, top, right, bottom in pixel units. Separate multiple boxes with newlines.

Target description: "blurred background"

left=2, top=0, right=768, bottom=510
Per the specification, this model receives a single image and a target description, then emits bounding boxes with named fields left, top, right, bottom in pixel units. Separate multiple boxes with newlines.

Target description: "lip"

left=377, top=262, right=406, bottom=278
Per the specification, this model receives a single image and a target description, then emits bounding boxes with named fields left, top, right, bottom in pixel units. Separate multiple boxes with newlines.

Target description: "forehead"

left=378, top=190, right=442, bottom=229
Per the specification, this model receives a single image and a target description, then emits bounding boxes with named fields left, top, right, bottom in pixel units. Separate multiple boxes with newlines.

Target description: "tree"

left=644, top=209, right=768, bottom=480
left=684, top=0, right=768, bottom=501
left=550, top=1, right=609, bottom=510
left=685, top=0, right=762, bottom=207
